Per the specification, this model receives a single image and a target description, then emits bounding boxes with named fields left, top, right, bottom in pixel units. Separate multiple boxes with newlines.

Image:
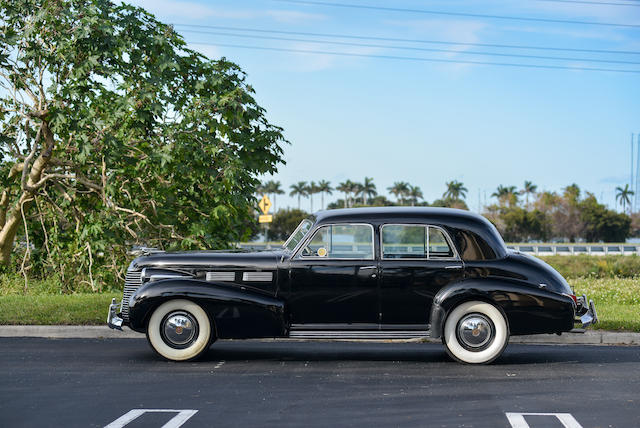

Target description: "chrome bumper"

left=107, top=298, right=124, bottom=330
left=576, top=294, right=598, bottom=328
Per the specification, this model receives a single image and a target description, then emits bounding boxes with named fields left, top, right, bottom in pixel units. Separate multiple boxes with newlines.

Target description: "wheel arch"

left=429, top=278, right=574, bottom=339
left=128, top=278, right=287, bottom=339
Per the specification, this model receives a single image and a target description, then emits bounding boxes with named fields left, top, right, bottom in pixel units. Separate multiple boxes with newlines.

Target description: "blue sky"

left=129, top=0, right=640, bottom=212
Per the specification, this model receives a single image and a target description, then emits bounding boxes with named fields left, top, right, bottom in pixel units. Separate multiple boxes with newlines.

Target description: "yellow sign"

left=258, top=194, right=272, bottom=215
left=259, top=214, right=273, bottom=223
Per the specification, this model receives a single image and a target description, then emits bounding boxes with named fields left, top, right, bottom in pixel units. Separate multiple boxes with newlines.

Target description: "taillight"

left=563, top=293, right=577, bottom=305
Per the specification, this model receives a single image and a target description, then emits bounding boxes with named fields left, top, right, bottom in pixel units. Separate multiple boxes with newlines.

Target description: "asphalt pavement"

left=1, top=338, right=638, bottom=428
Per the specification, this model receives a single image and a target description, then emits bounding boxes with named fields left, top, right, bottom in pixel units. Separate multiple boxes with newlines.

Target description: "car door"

left=379, top=224, right=464, bottom=326
left=287, top=223, right=379, bottom=325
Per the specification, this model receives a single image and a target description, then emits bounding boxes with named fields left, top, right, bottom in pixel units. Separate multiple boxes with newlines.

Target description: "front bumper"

left=107, top=298, right=124, bottom=330
left=576, top=294, right=598, bottom=328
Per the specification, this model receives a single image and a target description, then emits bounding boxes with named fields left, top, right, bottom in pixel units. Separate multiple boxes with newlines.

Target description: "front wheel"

left=147, top=299, right=214, bottom=361
left=442, top=301, right=509, bottom=364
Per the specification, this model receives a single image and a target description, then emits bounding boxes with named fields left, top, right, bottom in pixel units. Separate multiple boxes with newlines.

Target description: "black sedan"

left=108, top=207, right=597, bottom=364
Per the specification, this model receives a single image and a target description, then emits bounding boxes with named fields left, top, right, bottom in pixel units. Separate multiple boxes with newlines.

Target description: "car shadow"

left=188, top=340, right=640, bottom=365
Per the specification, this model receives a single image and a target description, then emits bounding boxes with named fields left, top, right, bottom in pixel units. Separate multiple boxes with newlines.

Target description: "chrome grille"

left=122, top=269, right=142, bottom=322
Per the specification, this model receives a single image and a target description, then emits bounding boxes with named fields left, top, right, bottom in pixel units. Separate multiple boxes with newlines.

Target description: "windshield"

left=283, top=219, right=313, bottom=251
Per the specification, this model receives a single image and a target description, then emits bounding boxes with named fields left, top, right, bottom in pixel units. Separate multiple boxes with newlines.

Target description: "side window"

left=381, top=224, right=456, bottom=259
left=382, top=225, right=426, bottom=258
left=300, top=224, right=374, bottom=259
left=428, top=227, right=455, bottom=258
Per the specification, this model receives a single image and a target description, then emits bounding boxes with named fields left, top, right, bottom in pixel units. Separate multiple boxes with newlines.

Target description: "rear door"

left=379, top=224, right=464, bottom=326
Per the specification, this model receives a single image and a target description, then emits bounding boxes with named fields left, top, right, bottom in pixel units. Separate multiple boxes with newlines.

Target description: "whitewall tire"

left=442, top=300, right=509, bottom=364
left=147, top=299, right=213, bottom=361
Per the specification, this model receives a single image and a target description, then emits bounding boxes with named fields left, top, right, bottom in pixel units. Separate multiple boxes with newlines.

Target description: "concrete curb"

left=0, top=325, right=639, bottom=345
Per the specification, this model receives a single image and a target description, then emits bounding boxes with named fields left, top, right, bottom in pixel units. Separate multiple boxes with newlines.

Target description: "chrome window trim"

left=294, top=223, right=376, bottom=261
left=380, top=223, right=460, bottom=261
left=283, top=218, right=314, bottom=252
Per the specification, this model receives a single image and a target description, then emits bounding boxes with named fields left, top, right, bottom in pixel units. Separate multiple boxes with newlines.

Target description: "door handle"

left=445, top=265, right=463, bottom=270
left=360, top=266, right=377, bottom=270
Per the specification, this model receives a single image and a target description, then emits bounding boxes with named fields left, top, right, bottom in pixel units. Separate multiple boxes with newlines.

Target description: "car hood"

left=129, top=249, right=287, bottom=271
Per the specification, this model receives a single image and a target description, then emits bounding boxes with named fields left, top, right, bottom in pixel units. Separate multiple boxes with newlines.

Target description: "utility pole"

left=631, top=133, right=635, bottom=193
left=636, top=133, right=640, bottom=213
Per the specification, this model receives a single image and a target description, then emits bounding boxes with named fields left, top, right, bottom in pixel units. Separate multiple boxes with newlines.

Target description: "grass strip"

left=0, top=293, right=120, bottom=325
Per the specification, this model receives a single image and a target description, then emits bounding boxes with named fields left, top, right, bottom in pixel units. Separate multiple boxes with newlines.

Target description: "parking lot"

left=1, top=338, right=638, bottom=427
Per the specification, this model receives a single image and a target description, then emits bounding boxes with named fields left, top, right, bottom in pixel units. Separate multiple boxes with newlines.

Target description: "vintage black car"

left=108, top=207, right=597, bottom=364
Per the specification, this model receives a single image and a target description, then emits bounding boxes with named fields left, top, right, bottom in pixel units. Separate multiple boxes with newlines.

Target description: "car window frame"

left=293, top=222, right=376, bottom=261
left=379, top=223, right=460, bottom=261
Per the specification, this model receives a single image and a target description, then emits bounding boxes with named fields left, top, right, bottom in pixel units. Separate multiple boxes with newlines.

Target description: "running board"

left=288, top=330, right=431, bottom=340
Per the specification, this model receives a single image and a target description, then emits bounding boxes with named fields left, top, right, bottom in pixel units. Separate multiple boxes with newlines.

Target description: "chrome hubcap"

left=162, top=311, right=198, bottom=348
left=457, top=314, right=494, bottom=350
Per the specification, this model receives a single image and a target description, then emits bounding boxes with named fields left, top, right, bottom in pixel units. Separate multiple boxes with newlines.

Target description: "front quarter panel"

left=127, top=278, right=287, bottom=339
left=429, top=278, right=575, bottom=338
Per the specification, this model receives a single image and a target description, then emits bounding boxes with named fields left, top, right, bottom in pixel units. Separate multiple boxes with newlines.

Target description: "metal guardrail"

left=238, top=242, right=640, bottom=256
left=507, top=244, right=640, bottom=256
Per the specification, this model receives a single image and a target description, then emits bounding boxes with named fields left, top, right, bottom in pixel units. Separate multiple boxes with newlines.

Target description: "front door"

left=378, top=224, right=464, bottom=325
left=288, top=223, right=379, bottom=325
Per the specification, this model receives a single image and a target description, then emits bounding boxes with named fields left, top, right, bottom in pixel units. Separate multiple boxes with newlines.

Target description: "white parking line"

left=505, top=412, right=583, bottom=428
left=104, top=409, right=198, bottom=428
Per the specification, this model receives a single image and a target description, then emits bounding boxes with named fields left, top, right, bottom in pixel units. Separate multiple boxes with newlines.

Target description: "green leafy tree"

left=580, top=195, right=631, bottom=242
left=266, top=208, right=308, bottom=241
left=501, top=207, right=551, bottom=242
left=0, top=0, right=286, bottom=283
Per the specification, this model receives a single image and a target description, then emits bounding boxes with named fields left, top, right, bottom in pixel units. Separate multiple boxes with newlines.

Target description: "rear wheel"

left=146, top=299, right=213, bottom=361
left=442, top=300, right=509, bottom=364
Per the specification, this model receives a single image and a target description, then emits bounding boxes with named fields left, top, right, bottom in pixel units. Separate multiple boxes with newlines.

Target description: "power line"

left=173, top=24, right=640, bottom=55
left=188, top=41, right=640, bottom=73
left=535, top=0, right=640, bottom=6
left=182, top=29, right=640, bottom=65
left=275, top=0, right=640, bottom=28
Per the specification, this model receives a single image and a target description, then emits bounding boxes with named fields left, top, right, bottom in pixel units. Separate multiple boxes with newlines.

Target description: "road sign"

left=258, top=194, right=272, bottom=215
left=259, top=215, right=273, bottom=223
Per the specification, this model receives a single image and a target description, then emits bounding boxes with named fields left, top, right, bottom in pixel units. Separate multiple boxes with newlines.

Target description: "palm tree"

left=407, top=185, right=423, bottom=206
left=317, top=180, right=333, bottom=210
left=360, top=177, right=377, bottom=206
left=336, top=181, right=349, bottom=208
left=387, top=181, right=410, bottom=205
left=616, top=184, right=634, bottom=213
left=492, top=185, right=518, bottom=207
left=351, top=181, right=363, bottom=206
left=443, top=180, right=468, bottom=201
left=520, top=180, right=537, bottom=209
left=308, top=181, right=321, bottom=212
left=263, top=180, right=284, bottom=213
left=289, top=181, right=308, bottom=210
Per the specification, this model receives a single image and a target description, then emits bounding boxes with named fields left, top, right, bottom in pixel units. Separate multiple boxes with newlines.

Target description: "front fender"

left=128, top=278, right=286, bottom=339
left=429, top=278, right=575, bottom=338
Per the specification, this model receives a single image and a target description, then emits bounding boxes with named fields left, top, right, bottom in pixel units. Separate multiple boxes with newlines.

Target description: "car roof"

left=314, top=206, right=487, bottom=225
left=312, top=207, right=507, bottom=259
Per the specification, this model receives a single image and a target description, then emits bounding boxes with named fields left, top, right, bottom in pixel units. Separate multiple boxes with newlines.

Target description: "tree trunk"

left=0, top=120, right=55, bottom=265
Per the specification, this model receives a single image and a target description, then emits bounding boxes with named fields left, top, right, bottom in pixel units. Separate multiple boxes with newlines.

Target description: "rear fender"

left=429, top=278, right=575, bottom=338
left=128, top=278, right=286, bottom=338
